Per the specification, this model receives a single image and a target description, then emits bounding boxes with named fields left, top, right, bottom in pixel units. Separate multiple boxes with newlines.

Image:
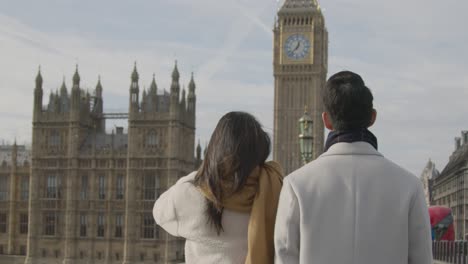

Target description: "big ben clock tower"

left=273, top=0, right=328, bottom=174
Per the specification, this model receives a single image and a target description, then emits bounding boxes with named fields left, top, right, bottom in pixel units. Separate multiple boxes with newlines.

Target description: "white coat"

left=153, top=172, right=250, bottom=264
left=274, top=142, right=432, bottom=264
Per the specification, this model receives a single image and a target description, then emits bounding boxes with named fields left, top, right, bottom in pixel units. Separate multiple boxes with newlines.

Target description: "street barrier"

left=433, top=241, right=468, bottom=264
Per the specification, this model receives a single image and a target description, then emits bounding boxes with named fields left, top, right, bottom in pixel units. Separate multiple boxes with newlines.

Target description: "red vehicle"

left=429, top=206, right=455, bottom=241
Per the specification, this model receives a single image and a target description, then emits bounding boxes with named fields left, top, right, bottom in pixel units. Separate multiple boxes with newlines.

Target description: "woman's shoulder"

left=175, top=171, right=198, bottom=185
left=171, top=171, right=204, bottom=203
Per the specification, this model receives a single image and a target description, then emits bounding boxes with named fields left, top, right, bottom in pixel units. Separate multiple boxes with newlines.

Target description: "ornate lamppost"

left=298, top=107, right=314, bottom=165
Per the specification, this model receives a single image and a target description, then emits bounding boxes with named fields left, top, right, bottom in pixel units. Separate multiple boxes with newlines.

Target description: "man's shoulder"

left=285, top=152, right=420, bottom=190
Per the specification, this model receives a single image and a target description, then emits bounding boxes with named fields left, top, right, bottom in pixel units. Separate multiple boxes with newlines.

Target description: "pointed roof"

left=60, top=76, right=68, bottom=95
left=172, top=60, right=180, bottom=80
left=131, top=62, right=139, bottom=82
left=197, top=139, right=202, bottom=152
left=181, top=87, right=186, bottom=102
left=150, top=73, right=158, bottom=93
left=196, top=140, right=202, bottom=159
left=279, top=0, right=319, bottom=14
left=188, top=72, right=196, bottom=92
left=73, top=64, right=80, bottom=85
left=96, top=75, right=103, bottom=90
left=35, top=66, right=43, bottom=87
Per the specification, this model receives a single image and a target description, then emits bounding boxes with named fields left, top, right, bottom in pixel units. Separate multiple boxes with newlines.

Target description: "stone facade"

left=432, top=131, right=468, bottom=240
left=273, top=0, right=328, bottom=174
left=0, top=62, right=202, bottom=264
left=420, top=159, right=439, bottom=206
left=0, top=144, right=31, bottom=258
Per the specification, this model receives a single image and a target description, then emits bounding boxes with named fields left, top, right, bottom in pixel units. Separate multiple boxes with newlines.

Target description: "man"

left=274, top=71, right=432, bottom=264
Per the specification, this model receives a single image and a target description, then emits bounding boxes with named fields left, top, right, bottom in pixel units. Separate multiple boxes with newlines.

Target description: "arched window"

left=146, top=130, right=158, bottom=147
left=48, top=131, right=60, bottom=147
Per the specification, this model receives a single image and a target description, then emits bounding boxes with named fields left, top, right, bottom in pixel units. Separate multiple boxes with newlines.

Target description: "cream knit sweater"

left=153, top=172, right=250, bottom=264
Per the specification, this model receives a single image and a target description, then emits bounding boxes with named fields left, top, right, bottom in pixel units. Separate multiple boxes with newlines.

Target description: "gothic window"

left=142, top=213, right=156, bottom=239
left=48, top=131, right=60, bottom=147
left=98, top=175, right=105, bottom=200
left=79, top=214, right=87, bottom=237
left=0, top=176, right=8, bottom=200
left=46, top=175, right=57, bottom=199
left=21, top=176, right=29, bottom=201
left=19, top=213, right=28, bottom=234
left=116, top=174, right=124, bottom=200
left=44, top=211, right=56, bottom=236
left=143, top=174, right=160, bottom=200
left=97, top=212, right=105, bottom=237
left=80, top=175, right=88, bottom=200
left=146, top=130, right=158, bottom=147
left=0, top=213, right=7, bottom=233
left=115, top=214, right=123, bottom=238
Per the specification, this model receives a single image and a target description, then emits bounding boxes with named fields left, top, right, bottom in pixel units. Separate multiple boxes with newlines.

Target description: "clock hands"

left=293, top=41, right=301, bottom=52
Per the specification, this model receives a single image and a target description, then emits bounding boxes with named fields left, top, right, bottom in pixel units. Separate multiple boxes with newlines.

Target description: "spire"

left=129, top=62, right=140, bottom=114
left=131, top=61, right=139, bottom=82
left=60, top=76, right=68, bottom=95
left=35, top=66, right=43, bottom=88
left=196, top=139, right=202, bottom=160
left=150, top=73, right=158, bottom=94
left=73, top=64, right=80, bottom=86
left=172, top=60, right=180, bottom=81
left=188, top=72, right=196, bottom=93
left=95, top=75, right=103, bottom=97
left=181, top=87, right=186, bottom=109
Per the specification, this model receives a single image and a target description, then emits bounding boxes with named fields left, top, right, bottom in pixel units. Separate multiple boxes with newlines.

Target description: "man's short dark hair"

left=322, top=71, right=374, bottom=131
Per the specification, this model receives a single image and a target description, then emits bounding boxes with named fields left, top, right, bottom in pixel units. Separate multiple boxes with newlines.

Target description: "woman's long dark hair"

left=194, top=112, right=270, bottom=234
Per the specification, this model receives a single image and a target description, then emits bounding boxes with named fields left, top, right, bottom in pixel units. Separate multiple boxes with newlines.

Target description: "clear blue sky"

left=0, top=0, right=467, bottom=175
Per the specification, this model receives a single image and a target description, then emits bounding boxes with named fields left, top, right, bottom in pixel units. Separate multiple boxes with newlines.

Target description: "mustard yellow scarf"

left=199, top=161, right=284, bottom=264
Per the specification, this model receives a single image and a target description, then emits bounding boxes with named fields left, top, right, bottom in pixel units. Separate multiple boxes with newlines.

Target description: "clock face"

left=285, top=34, right=311, bottom=60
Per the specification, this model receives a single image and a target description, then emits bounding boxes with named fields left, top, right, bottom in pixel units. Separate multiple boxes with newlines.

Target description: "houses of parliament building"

left=0, top=62, right=202, bottom=264
left=0, top=0, right=328, bottom=263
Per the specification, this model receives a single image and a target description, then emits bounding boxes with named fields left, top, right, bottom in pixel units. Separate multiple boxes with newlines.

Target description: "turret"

left=60, top=77, right=69, bottom=113
left=33, top=66, right=43, bottom=120
left=141, top=89, right=147, bottom=112
left=196, top=140, right=202, bottom=161
left=180, top=88, right=186, bottom=113
left=170, top=61, right=180, bottom=115
left=95, top=75, right=103, bottom=98
left=54, top=90, right=61, bottom=112
left=187, top=72, right=196, bottom=113
left=47, top=91, right=54, bottom=112
left=150, top=74, right=158, bottom=95
left=129, top=62, right=140, bottom=114
left=148, top=74, right=158, bottom=112
left=70, top=65, right=81, bottom=115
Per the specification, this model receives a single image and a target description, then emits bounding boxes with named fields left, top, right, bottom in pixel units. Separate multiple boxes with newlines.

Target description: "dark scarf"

left=324, top=128, right=378, bottom=152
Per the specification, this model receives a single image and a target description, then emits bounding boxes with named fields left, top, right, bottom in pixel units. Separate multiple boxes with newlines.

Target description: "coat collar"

left=319, top=142, right=384, bottom=158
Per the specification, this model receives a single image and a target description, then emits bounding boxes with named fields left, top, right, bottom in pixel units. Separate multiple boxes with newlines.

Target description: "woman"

left=153, top=111, right=283, bottom=264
